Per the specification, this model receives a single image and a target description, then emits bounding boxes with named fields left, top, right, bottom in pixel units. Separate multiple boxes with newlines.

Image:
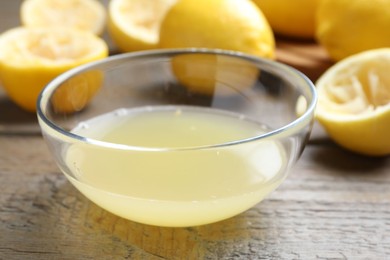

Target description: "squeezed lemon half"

left=0, top=27, right=108, bottom=112
left=21, top=0, right=107, bottom=35
left=108, top=0, right=177, bottom=52
left=316, top=48, right=390, bottom=156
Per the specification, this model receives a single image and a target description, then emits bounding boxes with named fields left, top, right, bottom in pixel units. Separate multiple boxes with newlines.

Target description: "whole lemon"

left=316, top=0, right=390, bottom=61
left=171, top=53, right=259, bottom=96
left=159, top=0, right=275, bottom=59
left=252, top=0, right=321, bottom=39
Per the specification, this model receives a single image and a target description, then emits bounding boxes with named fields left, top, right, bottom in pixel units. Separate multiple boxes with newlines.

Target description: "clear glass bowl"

left=37, top=49, right=317, bottom=227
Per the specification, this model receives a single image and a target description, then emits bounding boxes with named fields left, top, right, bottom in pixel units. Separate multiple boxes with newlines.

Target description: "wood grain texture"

left=1, top=1, right=390, bottom=259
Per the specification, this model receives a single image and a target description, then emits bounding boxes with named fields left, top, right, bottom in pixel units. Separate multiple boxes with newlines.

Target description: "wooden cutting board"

left=275, top=37, right=334, bottom=82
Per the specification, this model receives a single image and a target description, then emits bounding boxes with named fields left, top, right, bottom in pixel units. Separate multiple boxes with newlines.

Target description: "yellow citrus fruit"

left=316, top=0, right=390, bottom=61
left=159, top=0, right=275, bottom=59
left=108, top=0, right=177, bottom=52
left=171, top=53, right=259, bottom=96
left=252, top=0, right=321, bottom=39
left=0, top=27, right=108, bottom=112
left=51, top=70, right=104, bottom=114
left=20, top=0, right=107, bottom=35
left=315, top=48, right=390, bottom=156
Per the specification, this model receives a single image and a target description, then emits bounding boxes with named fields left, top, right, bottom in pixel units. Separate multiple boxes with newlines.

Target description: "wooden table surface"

left=1, top=1, right=389, bottom=259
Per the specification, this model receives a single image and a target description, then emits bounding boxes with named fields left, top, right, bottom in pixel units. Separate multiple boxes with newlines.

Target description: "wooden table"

left=1, top=1, right=389, bottom=259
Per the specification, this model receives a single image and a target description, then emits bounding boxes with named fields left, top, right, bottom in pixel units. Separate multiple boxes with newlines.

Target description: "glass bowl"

left=37, top=49, right=317, bottom=227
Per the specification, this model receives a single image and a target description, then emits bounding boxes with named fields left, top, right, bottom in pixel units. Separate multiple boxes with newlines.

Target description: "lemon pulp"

left=0, top=27, right=108, bottom=112
left=21, top=0, right=106, bottom=35
left=108, top=0, right=177, bottom=52
left=316, top=48, right=390, bottom=156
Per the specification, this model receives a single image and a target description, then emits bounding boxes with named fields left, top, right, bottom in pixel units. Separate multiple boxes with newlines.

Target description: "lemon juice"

left=63, top=106, right=288, bottom=227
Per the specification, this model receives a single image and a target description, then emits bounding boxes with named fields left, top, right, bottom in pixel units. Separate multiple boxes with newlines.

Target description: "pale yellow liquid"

left=63, top=106, right=288, bottom=227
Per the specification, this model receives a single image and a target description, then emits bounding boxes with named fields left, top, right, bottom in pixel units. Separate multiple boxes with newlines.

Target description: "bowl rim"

left=37, top=48, right=317, bottom=151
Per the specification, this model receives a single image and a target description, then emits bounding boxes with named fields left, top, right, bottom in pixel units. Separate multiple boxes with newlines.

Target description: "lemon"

left=315, top=48, right=390, bottom=156
left=0, top=27, right=108, bottom=112
left=252, top=0, right=321, bottom=39
left=159, top=0, right=275, bottom=59
left=316, top=0, right=390, bottom=61
left=51, top=70, right=104, bottom=114
left=171, top=53, right=259, bottom=96
left=21, top=0, right=107, bottom=35
left=108, top=0, right=178, bottom=52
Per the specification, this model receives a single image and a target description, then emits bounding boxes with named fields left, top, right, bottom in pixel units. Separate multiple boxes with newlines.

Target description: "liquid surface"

left=63, top=106, right=288, bottom=227
left=73, top=106, right=270, bottom=148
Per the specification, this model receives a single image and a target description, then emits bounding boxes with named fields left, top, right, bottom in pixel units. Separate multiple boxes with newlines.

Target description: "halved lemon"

left=108, top=0, right=177, bottom=52
left=0, top=27, right=108, bottom=112
left=21, top=0, right=107, bottom=35
left=316, top=48, right=390, bottom=156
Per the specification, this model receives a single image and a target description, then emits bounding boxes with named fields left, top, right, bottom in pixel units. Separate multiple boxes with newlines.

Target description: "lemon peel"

left=171, top=53, right=259, bottom=96
left=51, top=70, right=104, bottom=114
left=108, top=0, right=177, bottom=52
left=252, top=0, right=321, bottom=39
left=316, top=48, right=390, bottom=156
left=0, top=27, right=108, bottom=112
left=159, top=0, right=275, bottom=59
left=316, top=0, right=390, bottom=61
